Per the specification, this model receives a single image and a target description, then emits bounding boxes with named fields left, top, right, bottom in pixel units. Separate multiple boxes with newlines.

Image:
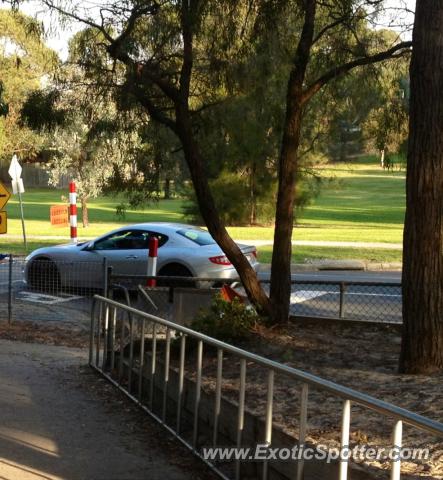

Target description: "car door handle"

left=125, top=255, right=138, bottom=259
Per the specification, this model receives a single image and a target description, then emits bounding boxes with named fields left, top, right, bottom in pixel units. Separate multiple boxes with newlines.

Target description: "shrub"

left=182, top=167, right=324, bottom=226
left=191, top=294, right=258, bottom=343
left=182, top=169, right=278, bottom=226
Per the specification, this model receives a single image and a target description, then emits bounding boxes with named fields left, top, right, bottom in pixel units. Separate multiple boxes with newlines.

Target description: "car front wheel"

left=28, top=258, right=61, bottom=293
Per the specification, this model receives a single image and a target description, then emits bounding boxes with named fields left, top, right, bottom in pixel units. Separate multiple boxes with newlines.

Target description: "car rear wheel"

left=28, top=258, right=61, bottom=293
left=157, top=263, right=195, bottom=288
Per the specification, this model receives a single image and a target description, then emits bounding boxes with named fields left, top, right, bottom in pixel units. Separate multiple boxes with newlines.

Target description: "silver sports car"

left=24, top=222, right=259, bottom=290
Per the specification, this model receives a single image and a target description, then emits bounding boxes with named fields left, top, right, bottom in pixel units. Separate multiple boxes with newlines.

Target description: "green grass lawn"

left=2, top=190, right=185, bottom=237
left=4, top=240, right=402, bottom=263
left=257, top=245, right=402, bottom=264
left=0, top=156, right=405, bottom=259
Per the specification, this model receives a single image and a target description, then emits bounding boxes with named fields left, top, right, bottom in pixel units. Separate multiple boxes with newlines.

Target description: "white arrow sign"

left=9, top=154, right=24, bottom=194
left=8, top=154, right=22, bottom=181
left=8, top=154, right=27, bottom=250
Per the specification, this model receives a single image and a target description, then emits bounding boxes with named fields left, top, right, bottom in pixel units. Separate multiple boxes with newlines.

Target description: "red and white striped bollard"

left=147, top=236, right=158, bottom=287
left=69, top=181, right=78, bottom=244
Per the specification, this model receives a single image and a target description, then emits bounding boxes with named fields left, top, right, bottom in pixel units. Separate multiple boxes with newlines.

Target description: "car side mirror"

left=83, top=241, right=95, bottom=251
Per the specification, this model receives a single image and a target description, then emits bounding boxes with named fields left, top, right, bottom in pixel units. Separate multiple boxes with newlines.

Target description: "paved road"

left=0, top=340, right=213, bottom=480
left=0, top=259, right=23, bottom=289
left=0, top=256, right=402, bottom=326
left=256, top=270, right=402, bottom=323
left=259, top=270, right=401, bottom=283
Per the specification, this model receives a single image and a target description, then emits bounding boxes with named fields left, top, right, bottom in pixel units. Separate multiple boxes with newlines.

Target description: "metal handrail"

left=108, top=273, right=402, bottom=324
left=91, top=295, right=442, bottom=437
left=109, top=273, right=401, bottom=288
left=110, top=273, right=237, bottom=283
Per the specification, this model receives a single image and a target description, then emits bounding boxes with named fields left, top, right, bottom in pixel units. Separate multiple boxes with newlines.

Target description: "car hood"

left=26, top=242, right=88, bottom=260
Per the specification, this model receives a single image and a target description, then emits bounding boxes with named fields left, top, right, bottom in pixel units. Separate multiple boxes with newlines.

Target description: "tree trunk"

left=81, top=196, right=89, bottom=228
left=176, top=106, right=271, bottom=316
left=249, top=163, right=257, bottom=225
left=164, top=178, right=171, bottom=199
left=269, top=0, right=317, bottom=324
left=269, top=88, right=303, bottom=323
left=153, top=148, right=161, bottom=194
left=399, top=0, right=443, bottom=374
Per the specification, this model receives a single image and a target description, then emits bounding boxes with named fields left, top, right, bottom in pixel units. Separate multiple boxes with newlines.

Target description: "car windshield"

left=177, top=228, right=216, bottom=246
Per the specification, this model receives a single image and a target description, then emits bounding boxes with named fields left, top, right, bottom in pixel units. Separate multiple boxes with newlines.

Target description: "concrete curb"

left=259, top=261, right=402, bottom=273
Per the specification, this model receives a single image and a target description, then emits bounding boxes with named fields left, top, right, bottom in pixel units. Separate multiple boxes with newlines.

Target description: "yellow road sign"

left=0, top=211, right=6, bottom=234
left=0, top=182, right=11, bottom=210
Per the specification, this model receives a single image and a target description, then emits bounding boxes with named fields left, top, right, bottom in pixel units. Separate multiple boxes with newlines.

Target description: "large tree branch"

left=179, top=0, right=195, bottom=102
left=41, top=1, right=180, bottom=104
left=139, top=63, right=181, bottom=102
left=302, top=40, right=413, bottom=104
left=104, top=43, right=181, bottom=103
left=130, top=85, right=178, bottom=133
left=312, top=15, right=348, bottom=44
left=40, top=0, right=114, bottom=43
left=107, top=2, right=160, bottom=58
left=290, top=0, right=317, bottom=90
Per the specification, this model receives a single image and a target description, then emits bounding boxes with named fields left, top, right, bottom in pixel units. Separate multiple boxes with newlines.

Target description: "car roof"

left=91, top=223, right=206, bottom=244
left=123, top=222, right=202, bottom=234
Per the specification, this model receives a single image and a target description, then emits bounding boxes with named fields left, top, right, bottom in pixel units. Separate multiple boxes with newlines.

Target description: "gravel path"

left=0, top=339, right=214, bottom=480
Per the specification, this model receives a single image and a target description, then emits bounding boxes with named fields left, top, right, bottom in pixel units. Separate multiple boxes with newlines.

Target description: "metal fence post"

left=296, top=383, right=309, bottom=480
left=89, top=297, right=97, bottom=365
left=339, top=282, right=347, bottom=319
left=103, top=257, right=109, bottom=298
left=390, top=420, right=403, bottom=480
left=106, top=265, right=113, bottom=299
left=8, top=254, right=13, bottom=325
left=339, top=400, right=351, bottom=480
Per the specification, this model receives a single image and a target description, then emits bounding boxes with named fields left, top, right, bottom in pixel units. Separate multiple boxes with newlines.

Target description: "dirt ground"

left=2, top=320, right=442, bottom=479
left=0, top=321, right=89, bottom=348
left=190, top=321, right=443, bottom=479
left=0, top=334, right=216, bottom=480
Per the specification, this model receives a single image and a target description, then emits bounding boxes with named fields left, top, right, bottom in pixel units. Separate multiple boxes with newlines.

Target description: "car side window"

left=147, top=231, right=169, bottom=248
left=94, top=230, right=151, bottom=251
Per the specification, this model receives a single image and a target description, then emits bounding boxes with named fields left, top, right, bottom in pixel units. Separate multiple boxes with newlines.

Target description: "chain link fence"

left=265, top=280, right=402, bottom=324
left=109, top=273, right=402, bottom=325
left=0, top=255, right=106, bottom=329
left=0, top=255, right=402, bottom=329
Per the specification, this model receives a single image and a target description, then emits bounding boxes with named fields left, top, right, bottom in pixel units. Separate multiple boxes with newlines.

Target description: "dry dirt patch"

left=2, top=319, right=442, bottom=478
left=190, top=322, right=443, bottom=479
left=0, top=321, right=89, bottom=348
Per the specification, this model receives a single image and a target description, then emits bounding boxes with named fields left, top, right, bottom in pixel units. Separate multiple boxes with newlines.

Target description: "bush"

left=191, top=294, right=258, bottom=343
left=182, top=171, right=251, bottom=225
left=182, top=167, right=324, bottom=226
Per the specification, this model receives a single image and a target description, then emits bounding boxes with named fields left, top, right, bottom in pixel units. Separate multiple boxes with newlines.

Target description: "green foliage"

left=0, top=82, right=8, bottom=117
left=20, top=29, right=158, bottom=222
left=20, top=89, right=67, bottom=131
left=21, top=1, right=410, bottom=223
left=182, top=169, right=277, bottom=225
left=105, top=121, right=188, bottom=207
left=182, top=167, right=325, bottom=226
left=115, top=203, right=127, bottom=220
left=0, top=9, right=58, bottom=164
left=22, top=81, right=125, bottom=208
left=191, top=294, right=258, bottom=343
left=362, top=59, right=409, bottom=159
